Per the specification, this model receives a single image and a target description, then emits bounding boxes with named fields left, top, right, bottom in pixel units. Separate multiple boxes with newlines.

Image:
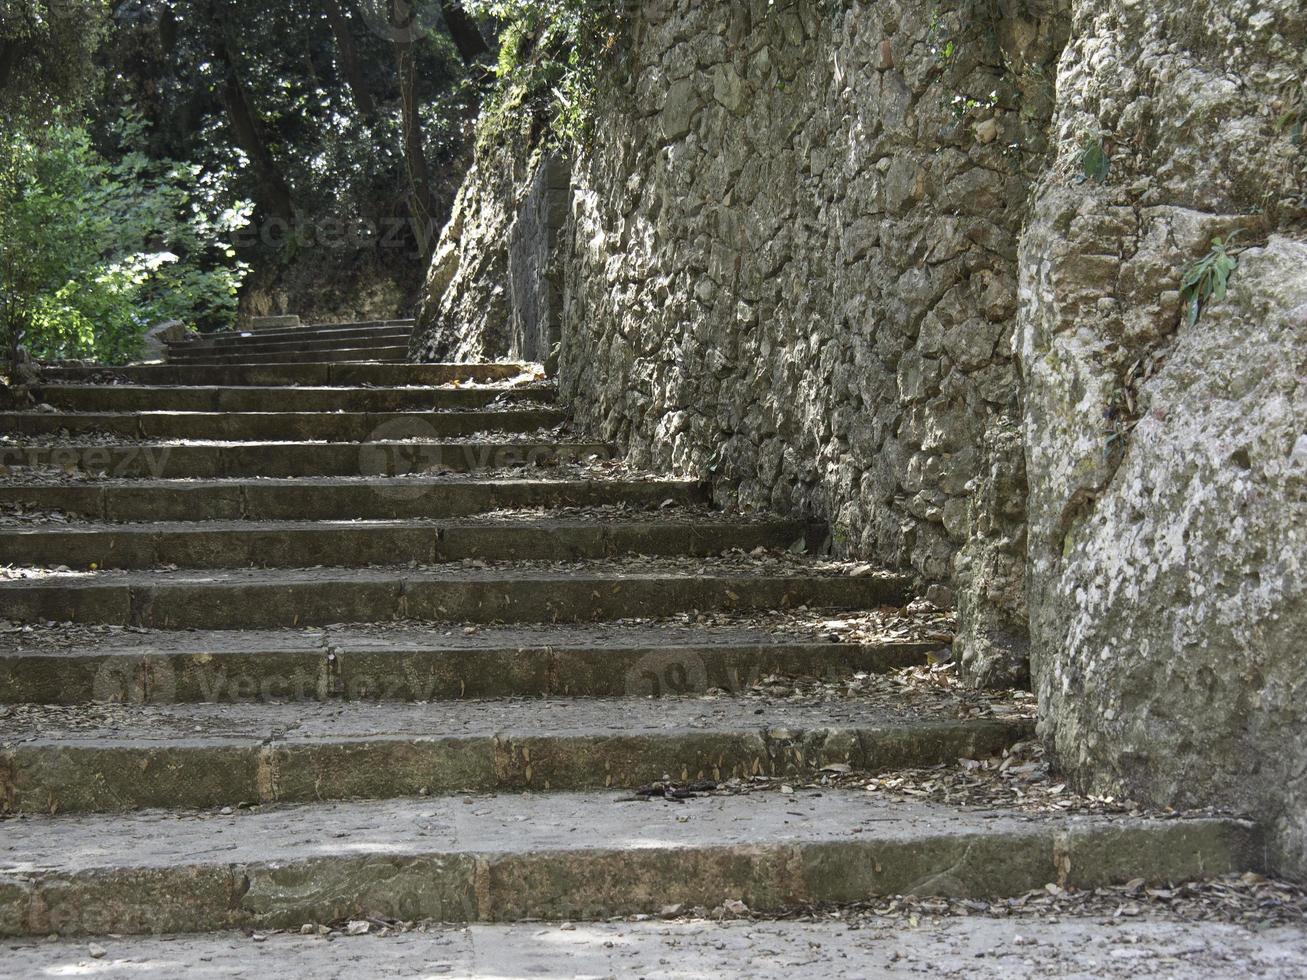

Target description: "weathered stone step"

left=170, top=325, right=413, bottom=352
left=168, top=333, right=412, bottom=360
left=0, top=440, right=609, bottom=478
left=167, top=337, right=412, bottom=362
left=0, top=625, right=932, bottom=703
left=30, top=383, right=552, bottom=413
left=0, top=408, right=566, bottom=441
left=0, top=699, right=1027, bottom=812
left=0, top=790, right=1256, bottom=935
left=0, top=516, right=818, bottom=570
left=38, top=362, right=527, bottom=387
left=0, top=564, right=911, bottom=628
left=0, top=475, right=705, bottom=522
left=0, top=476, right=704, bottom=522
left=231, top=317, right=415, bottom=336
left=165, top=345, right=411, bottom=365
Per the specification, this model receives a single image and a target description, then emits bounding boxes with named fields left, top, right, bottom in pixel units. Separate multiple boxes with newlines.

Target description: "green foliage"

left=0, top=118, right=252, bottom=364
left=1079, top=137, right=1110, bottom=183
left=466, top=0, right=620, bottom=147
left=1179, top=234, right=1240, bottom=327
left=0, top=0, right=109, bottom=122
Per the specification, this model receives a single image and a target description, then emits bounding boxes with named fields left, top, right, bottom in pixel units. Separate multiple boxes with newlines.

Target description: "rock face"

left=1018, top=0, right=1307, bottom=872
left=413, top=145, right=570, bottom=364
left=414, top=0, right=1307, bottom=874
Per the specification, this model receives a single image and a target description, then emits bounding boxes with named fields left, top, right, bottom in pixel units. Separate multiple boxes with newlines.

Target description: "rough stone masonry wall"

left=417, top=0, right=1068, bottom=687
left=560, top=0, right=1066, bottom=688
left=1018, top=0, right=1307, bottom=873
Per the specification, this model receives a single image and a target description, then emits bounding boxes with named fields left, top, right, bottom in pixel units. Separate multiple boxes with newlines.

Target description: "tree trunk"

left=205, top=5, right=296, bottom=225
left=389, top=0, right=436, bottom=253
left=321, top=0, right=377, bottom=116
left=439, top=1, right=489, bottom=66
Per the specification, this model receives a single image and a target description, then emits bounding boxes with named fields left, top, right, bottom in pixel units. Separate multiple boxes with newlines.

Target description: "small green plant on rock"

left=1078, top=136, right=1110, bottom=183
left=1179, top=234, right=1240, bottom=327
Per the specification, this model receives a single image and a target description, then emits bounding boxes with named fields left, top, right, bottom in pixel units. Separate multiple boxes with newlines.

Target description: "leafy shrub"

left=0, top=117, right=251, bottom=364
left=466, top=0, right=621, bottom=147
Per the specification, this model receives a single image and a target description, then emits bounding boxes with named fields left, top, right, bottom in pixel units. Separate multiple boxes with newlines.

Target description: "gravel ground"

left=0, top=501, right=791, bottom=529
left=0, top=426, right=579, bottom=449
left=0, top=455, right=663, bottom=487
left=0, top=548, right=909, bottom=581
left=0, top=603, right=955, bottom=653
left=4, top=914, right=1305, bottom=979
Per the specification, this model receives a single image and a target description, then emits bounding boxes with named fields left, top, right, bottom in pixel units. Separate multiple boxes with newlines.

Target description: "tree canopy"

left=1, top=0, right=492, bottom=363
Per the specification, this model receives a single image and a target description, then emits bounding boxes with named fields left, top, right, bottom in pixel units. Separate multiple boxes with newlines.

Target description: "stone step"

left=167, top=334, right=413, bottom=361
left=0, top=564, right=911, bottom=628
left=0, top=476, right=706, bottom=522
left=0, top=440, right=610, bottom=478
left=0, top=623, right=934, bottom=703
left=30, top=383, right=553, bottom=413
left=38, top=362, right=528, bottom=387
left=0, top=790, right=1255, bottom=935
left=0, top=516, right=818, bottom=570
left=230, top=317, right=414, bottom=337
left=166, top=346, right=411, bottom=365
left=0, top=698, right=1028, bottom=812
left=228, top=320, right=413, bottom=339
left=167, top=342, right=413, bottom=365
left=170, top=325, right=414, bottom=351
left=0, top=408, right=566, bottom=441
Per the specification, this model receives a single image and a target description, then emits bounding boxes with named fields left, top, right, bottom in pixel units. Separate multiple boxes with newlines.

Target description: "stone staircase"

left=163, top=318, right=416, bottom=365
left=0, top=338, right=1261, bottom=941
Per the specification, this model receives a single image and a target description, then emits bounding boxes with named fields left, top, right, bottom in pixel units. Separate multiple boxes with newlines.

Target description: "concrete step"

left=0, top=698, right=1029, bottom=812
left=170, top=326, right=413, bottom=352
left=167, top=346, right=411, bottom=365
left=0, top=623, right=933, bottom=703
left=0, top=563, right=912, bottom=628
left=0, top=790, right=1256, bottom=935
left=0, top=476, right=706, bottom=522
left=0, top=440, right=610, bottom=478
left=38, top=362, right=529, bottom=387
left=30, top=383, right=553, bottom=413
left=168, top=333, right=413, bottom=360
left=230, top=322, right=413, bottom=342
left=0, top=408, right=566, bottom=441
left=0, top=516, right=819, bottom=570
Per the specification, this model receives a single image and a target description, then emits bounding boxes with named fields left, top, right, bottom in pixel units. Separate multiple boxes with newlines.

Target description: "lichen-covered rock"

left=1019, top=0, right=1307, bottom=872
left=410, top=146, right=522, bottom=362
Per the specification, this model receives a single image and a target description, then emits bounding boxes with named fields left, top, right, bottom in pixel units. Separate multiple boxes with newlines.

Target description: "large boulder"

left=1019, top=0, right=1307, bottom=873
